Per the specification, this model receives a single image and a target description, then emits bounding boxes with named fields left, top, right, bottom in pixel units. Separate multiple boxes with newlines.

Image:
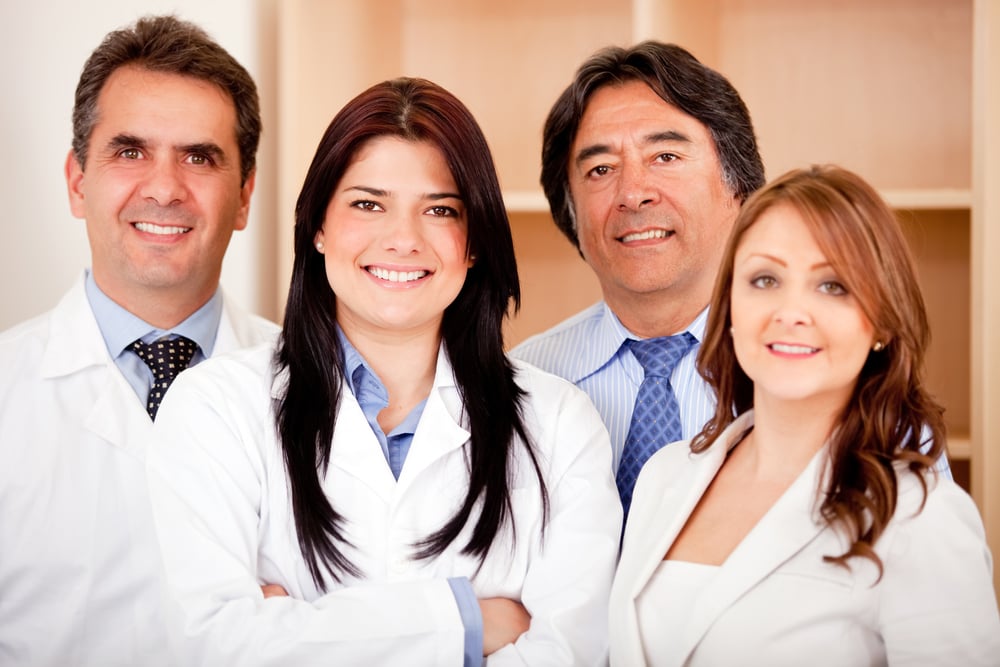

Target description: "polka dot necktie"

left=616, top=333, right=697, bottom=519
left=130, top=336, right=198, bottom=421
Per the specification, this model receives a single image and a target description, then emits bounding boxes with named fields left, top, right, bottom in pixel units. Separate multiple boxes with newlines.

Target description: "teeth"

left=368, top=266, right=428, bottom=283
left=770, top=343, right=818, bottom=354
left=621, top=229, right=670, bottom=243
left=135, top=222, right=190, bottom=235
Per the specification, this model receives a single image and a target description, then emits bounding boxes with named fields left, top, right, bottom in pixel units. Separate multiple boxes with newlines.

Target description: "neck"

left=93, top=275, right=214, bottom=330
left=340, top=320, right=440, bottom=431
left=739, top=395, right=842, bottom=481
left=609, top=292, right=707, bottom=339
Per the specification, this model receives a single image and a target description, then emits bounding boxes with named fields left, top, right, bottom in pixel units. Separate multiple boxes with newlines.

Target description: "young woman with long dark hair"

left=148, top=77, right=621, bottom=666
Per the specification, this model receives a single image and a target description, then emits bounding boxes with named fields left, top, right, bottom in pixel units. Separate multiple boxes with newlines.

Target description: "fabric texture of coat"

left=0, top=275, right=279, bottom=667
left=147, top=342, right=623, bottom=666
left=610, top=411, right=1000, bottom=667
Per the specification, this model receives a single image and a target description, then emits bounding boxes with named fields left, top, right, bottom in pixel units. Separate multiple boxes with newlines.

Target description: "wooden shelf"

left=949, top=436, right=972, bottom=462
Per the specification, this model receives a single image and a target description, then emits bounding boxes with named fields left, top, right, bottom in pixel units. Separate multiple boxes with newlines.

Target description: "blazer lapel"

left=675, top=441, right=829, bottom=662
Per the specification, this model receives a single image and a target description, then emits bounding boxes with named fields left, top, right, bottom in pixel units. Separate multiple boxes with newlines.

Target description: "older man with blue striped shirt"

left=512, top=42, right=765, bottom=517
left=513, top=42, right=951, bottom=517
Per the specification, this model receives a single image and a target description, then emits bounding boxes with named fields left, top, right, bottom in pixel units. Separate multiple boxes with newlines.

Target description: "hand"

left=260, top=583, right=289, bottom=599
left=479, top=597, right=530, bottom=656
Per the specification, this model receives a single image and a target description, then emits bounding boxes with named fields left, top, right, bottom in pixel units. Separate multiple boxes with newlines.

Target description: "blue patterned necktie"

left=130, top=336, right=198, bottom=420
left=616, top=333, right=697, bottom=517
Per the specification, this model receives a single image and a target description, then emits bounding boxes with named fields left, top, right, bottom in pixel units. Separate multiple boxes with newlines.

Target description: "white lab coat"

left=610, top=411, right=1000, bottom=667
left=0, top=275, right=279, bottom=667
left=146, top=341, right=622, bottom=666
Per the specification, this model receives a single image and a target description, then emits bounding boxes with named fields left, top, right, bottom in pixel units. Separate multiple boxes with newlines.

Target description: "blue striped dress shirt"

left=511, top=302, right=713, bottom=472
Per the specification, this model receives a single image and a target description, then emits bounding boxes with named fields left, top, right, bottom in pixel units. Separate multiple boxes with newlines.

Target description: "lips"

left=133, top=221, right=192, bottom=235
left=768, top=342, right=819, bottom=355
left=619, top=228, right=673, bottom=243
left=366, top=266, right=429, bottom=283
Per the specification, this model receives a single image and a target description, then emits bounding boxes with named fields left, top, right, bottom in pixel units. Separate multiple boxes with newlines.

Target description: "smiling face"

left=730, top=203, right=876, bottom=411
left=65, top=65, right=253, bottom=321
left=315, top=136, right=472, bottom=341
left=567, top=80, right=740, bottom=333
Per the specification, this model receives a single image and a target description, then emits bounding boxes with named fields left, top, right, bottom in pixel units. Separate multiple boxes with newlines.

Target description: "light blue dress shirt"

left=83, top=269, right=222, bottom=407
left=337, top=330, right=483, bottom=667
left=511, top=301, right=951, bottom=479
left=512, top=302, right=713, bottom=472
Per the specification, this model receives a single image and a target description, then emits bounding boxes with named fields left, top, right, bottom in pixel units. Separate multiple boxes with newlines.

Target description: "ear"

left=314, top=229, right=325, bottom=252
left=65, top=149, right=86, bottom=220
left=234, top=168, right=256, bottom=232
left=467, top=253, right=476, bottom=268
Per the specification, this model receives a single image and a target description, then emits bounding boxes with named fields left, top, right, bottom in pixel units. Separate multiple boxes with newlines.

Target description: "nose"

left=615, top=159, right=658, bottom=212
left=140, top=158, right=187, bottom=206
left=382, top=211, right=423, bottom=255
left=772, top=289, right=813, bottom=327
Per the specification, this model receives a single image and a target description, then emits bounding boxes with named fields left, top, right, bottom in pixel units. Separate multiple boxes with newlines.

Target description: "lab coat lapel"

left=675, top=441, right=829, bottom=663
left=41, top=279, right=152, bottom=455
left=328, top=391, right=398, bottom=503
left=395, top=350, right=469, bottom=491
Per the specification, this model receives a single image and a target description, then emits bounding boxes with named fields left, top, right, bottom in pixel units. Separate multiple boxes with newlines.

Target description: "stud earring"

left=315, top=241, right=324, bottom=252
left=873, top=341, right=884, bottom=352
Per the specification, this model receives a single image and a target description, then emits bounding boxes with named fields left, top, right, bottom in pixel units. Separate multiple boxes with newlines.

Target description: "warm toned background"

left=2, top=0, right=998, bottom=597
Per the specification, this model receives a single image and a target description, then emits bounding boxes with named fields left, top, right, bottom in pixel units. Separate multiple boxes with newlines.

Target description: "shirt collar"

left=84, top=269, right=223, bottom=358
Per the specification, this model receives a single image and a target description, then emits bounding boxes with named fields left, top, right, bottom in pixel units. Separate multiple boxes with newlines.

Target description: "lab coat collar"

left=315, top=343, right=469, bottom=503
left=40, top=276, right=152, bottom=455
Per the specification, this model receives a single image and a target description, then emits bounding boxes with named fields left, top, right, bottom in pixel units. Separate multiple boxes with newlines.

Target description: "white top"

left=147, top=343, right=622, bottom=666
left=637, top=560, right=719, bottom=666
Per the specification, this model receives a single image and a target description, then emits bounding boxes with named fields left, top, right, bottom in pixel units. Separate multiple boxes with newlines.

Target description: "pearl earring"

left=873, top=341, right=884, bottom=352
left=316, top=241, right=324, bottom=252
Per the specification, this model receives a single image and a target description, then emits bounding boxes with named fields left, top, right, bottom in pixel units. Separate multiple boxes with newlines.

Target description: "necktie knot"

left=130, top=336, right=198, bottom=420
left=628, top=332, right=696, bottom=378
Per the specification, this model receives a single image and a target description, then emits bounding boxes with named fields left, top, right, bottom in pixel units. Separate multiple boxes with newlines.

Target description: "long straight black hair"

left=275, top=77, right=548, bottom=590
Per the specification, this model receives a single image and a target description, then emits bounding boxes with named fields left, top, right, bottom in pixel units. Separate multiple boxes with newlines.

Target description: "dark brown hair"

left=71, top=14, right=260, bottom=184
left=540, top=41, right=764, bottom=250
left=695, top=164, right=945, bottom=576
left=276, top=77, right=546, bottom=589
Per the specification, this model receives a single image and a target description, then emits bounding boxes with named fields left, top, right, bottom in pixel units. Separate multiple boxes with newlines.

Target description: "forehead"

left=91, top=66, right=238, bottom=143
left=343, top=136, right=457, bottom=189
left=574, top=80, right=715, bottom=148
left=738, top=204, right=824, bottom=257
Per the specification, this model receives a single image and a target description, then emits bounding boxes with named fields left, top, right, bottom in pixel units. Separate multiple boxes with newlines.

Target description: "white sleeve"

left=879, top=479, right=1000, bottom=666
left=146, top=368, right=466, bottom=667
left=488, top=374, right=623, bottom=666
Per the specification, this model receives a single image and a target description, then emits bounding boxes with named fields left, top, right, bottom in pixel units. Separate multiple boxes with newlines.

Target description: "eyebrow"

left=105, top=134, right=228, bottom=164
left=344, top=185, right=463, bottom=200
left=747, top=252, right=833, bottom=271
left=573, top=129, right=692, bottom=167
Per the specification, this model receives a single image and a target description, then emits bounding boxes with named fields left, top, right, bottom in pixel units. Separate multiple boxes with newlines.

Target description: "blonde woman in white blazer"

left=610, top=165, right=1000, bottom=667
left=148, top=78, right=621, bottom=666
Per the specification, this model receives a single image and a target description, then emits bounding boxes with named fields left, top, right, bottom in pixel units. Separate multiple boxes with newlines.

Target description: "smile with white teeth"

left=134, top=222, right=191, bottom=235
left=769, top=343, right=819, bottom=355
left=367, top=266, right=429, bottom=283
left=620, top=229, right=672, bottom=243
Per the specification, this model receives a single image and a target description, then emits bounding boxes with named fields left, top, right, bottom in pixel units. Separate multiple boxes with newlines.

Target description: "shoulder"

left=509, top=303, right=606, bottom=367
left=175, top=340, right=277, bottom=406
left=218, top=293, right=281, bottom=348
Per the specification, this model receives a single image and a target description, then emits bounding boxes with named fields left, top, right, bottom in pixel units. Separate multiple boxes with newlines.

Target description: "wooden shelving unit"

left=275, top=0, right=1000, bottom=595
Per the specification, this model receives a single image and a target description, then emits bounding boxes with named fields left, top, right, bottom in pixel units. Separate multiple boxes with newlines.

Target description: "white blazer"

left=0, top=275, right=279, bottom=667
left=610, top=411, right=1000, bottom=667
left=147, top=343, right=622, bottom=666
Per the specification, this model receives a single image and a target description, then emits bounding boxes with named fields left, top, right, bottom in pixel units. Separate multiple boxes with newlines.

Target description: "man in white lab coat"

left=0, top=16, right=278, bottom=667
